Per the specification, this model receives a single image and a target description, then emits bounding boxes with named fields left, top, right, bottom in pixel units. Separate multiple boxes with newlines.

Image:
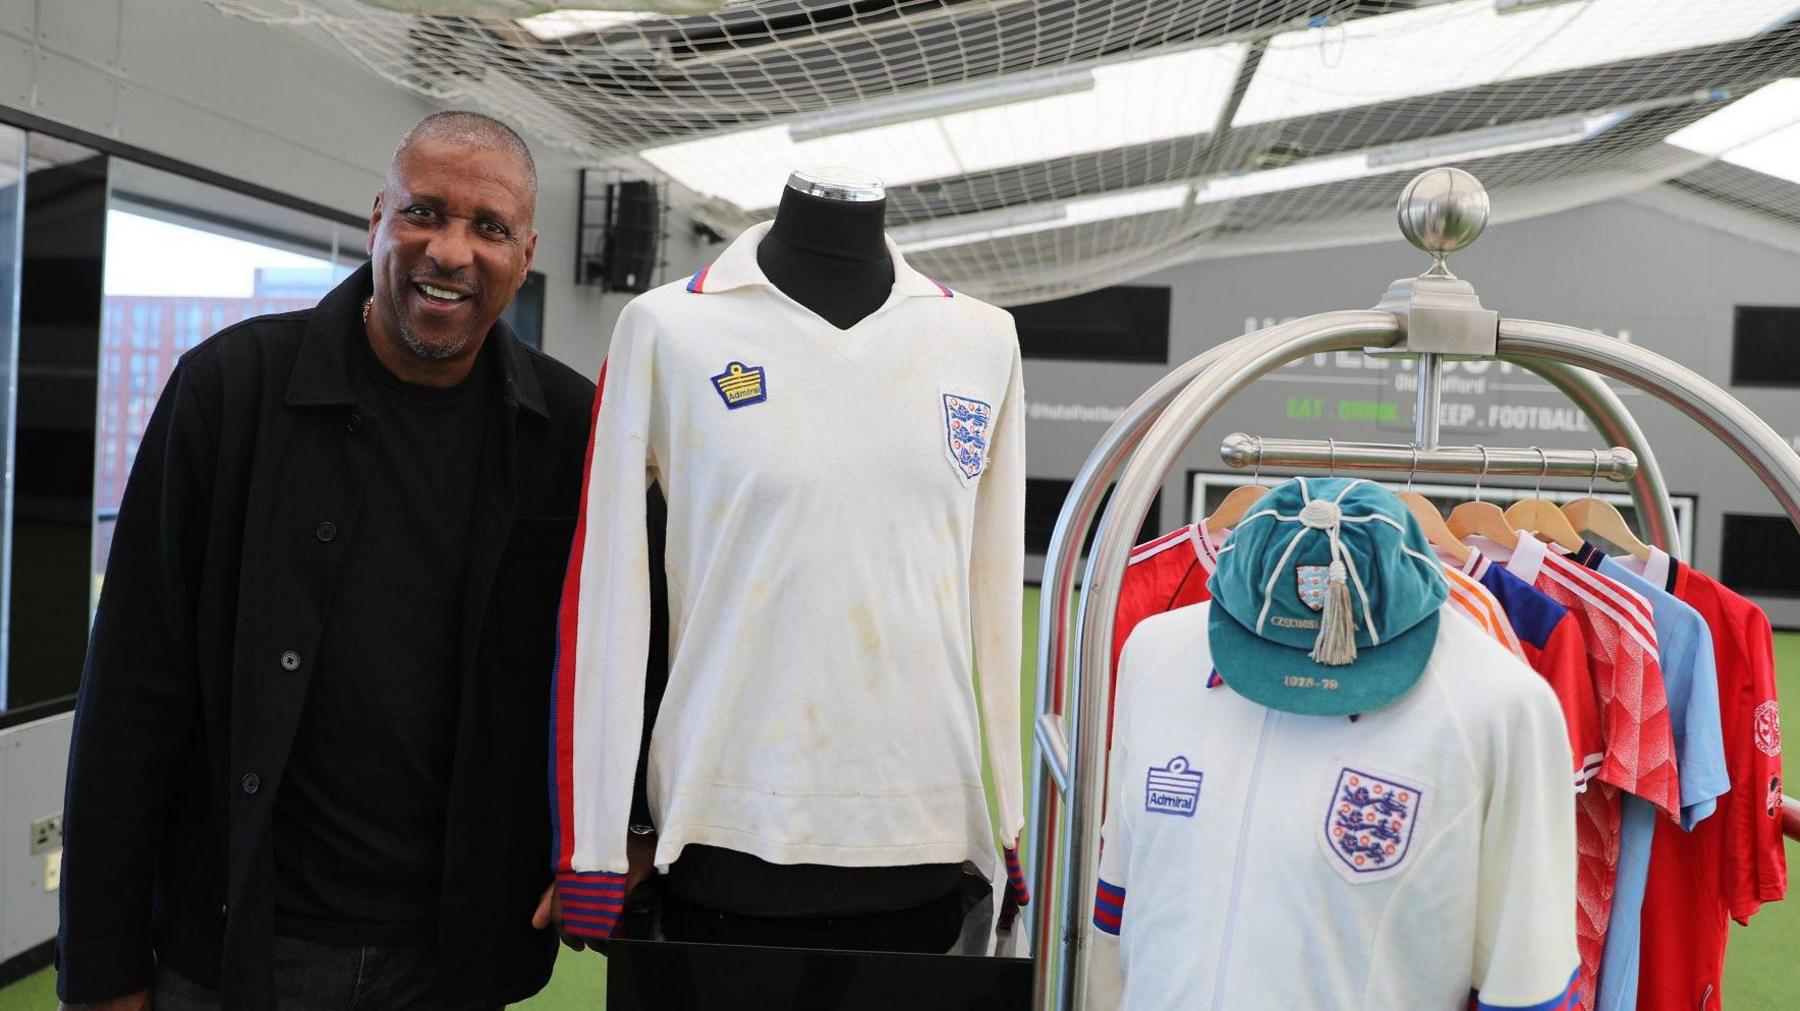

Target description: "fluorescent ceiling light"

left=517, top=10, right=659, bottom=40
left=900, top=110, right=1615, bottom=253
left=789, top=71, right=1097, bottom=141
left=1666, top=78, right=1800, bottom=159
left=642, top=44, right=1246, bottom=210
left=1716, top=122, right=1800, bottom=185
left=1234, top=0, right=1800, bottom=127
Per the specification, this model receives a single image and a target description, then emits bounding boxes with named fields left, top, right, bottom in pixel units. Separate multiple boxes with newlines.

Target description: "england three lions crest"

left=942, top=392, right=994, bottom=483
left=1322, top=768, right=1424, bottom=881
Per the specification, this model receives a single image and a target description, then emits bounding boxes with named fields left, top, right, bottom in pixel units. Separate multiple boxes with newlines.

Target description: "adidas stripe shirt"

left=1088, top=602, right=1578, bottom=1010
left=1481, top=532, right=1677, bottom=1011
left=551, top=223, right=1027, bottom=933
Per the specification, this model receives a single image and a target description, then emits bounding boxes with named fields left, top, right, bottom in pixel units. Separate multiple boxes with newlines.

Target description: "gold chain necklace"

left=361, top=296, right=372, bottom=323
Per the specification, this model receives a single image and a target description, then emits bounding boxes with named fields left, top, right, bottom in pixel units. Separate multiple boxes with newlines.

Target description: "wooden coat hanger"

left=1205, top=435, right=1270, bottom=536
left=1396, top=444, right=1469, bottom=565
left=1447, top=445, right=1519, bottom=546
left=1504, top=447, right=1587, bottom=553
left=1562, top=449, right=1652, bottom=560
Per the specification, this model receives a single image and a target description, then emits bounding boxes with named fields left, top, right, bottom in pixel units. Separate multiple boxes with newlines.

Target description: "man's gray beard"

left=397, top=318, right=471, bottom=362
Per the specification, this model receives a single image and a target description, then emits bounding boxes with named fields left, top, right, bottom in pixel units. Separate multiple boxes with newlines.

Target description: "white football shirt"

left=1088, top=602, right=1579, bottom=1010
left=551, top=222, right=1026, bottom=904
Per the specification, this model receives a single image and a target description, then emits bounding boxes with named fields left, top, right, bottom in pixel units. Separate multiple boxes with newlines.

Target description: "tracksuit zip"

left=1212, top=708, right=1275, bottom=1010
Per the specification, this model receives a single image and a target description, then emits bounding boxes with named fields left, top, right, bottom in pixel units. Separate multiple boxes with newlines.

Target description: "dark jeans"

left=153, top=936, right=498, bottom=1011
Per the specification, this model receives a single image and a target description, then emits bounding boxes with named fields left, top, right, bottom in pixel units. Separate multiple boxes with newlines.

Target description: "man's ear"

left=367, top=191, right=384, bottom=257
left=520, top=229, right=538, bottom=284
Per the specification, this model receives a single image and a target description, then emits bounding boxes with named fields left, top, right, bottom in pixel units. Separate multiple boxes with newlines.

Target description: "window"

left=10, top=132, right=104, bottom=710
left=1731, top=305, right=1800, bottom=387
left=95, top=160, right=362, bottom=610
left=1720, top=514, right=1800, bottom=598
left=0, top=134, right=367, bottom=714
left=0, top=125, right=19, bottom=707
left=1010, top=285, right=1171, bottom=364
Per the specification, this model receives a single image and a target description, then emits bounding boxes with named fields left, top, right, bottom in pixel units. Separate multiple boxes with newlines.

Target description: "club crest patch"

left=1324, top=768, right=1423, bottom=879
left=1144, top=756, right=1202, bottom=817
left=711, top=361, right=767, bottom=409
left=1755, top=700, right=1782, bottom=757
left=1297, top=565, right=1330, bottom=611
left=942, top=393, right=993, bottom=482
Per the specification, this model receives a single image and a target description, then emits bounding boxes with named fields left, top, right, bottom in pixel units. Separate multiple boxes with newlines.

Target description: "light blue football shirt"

left=1589, top=554, right=1729, bottom=1011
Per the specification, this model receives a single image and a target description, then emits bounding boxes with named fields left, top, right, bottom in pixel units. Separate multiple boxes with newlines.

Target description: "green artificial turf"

left=6, top=589, right=1796, bottom=1009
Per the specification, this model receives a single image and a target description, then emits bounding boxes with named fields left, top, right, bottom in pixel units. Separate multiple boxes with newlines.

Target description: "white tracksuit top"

left=1088, top=602, right=1580, bottom=1011
left=551, top=222, right=1026, bottom=896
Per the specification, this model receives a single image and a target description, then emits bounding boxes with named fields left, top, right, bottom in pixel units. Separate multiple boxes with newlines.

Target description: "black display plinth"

left=604, top=939, right=1032, bottom=1010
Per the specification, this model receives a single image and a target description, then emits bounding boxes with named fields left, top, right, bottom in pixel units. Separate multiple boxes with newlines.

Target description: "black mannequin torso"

left=756, top=185, right=894, bottom=330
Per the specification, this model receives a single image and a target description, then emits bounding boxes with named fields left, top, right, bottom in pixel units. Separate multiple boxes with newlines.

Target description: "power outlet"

left=44, top=850, right=62, bottom=892
left=30, top=813, right=62, bottom=855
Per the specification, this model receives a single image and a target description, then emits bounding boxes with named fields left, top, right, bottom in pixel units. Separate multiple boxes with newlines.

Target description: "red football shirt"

left=1109, top=524, right=1220, bottom=743
left=1465, top=549, right=1603, bottom=789
left=1634, top=549, right=1786, bottom=1011
left=1499, top=534, right=1678, bottom=1011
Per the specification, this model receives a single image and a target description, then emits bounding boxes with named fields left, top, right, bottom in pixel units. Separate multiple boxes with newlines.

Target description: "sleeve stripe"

left=1473, top=968, right=1580, bottom=1011
left=563, top=911, right=620, bottom=925
left=549, top=361, right=609, bottom=874
left=562, top=898, right=625, bottom=913
left=1093, top=878, right=1126, bottom=934
left=556, top=869, right=630, bottom=939
left=1002, top=845, right=1031, bottom=904
left=561, top=877, right=633, bottom=892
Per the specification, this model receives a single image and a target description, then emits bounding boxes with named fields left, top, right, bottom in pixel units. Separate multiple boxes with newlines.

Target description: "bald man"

left=56, top=112, right=595, bottom=1011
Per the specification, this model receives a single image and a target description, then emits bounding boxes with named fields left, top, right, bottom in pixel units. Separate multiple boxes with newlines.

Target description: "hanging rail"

left=1029, top=168, right=1800, bottom=1011
left=1218, top=434, right=1639, bottom=481
left=1026, top=332, right=1676, bottom=1011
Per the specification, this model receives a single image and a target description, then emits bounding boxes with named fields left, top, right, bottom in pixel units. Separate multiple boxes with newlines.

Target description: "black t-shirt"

left=274, top=331, right=493, bottom=944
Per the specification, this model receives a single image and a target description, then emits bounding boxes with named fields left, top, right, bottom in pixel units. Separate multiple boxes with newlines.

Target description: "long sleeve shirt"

left=551, top=223, right=1026, bottom=934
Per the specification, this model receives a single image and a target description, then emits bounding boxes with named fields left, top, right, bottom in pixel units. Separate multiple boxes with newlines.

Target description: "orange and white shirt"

left=1444, top=563, right=1527, bottom=661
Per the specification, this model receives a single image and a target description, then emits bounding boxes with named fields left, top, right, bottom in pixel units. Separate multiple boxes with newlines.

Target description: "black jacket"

left=56, top=266, right=596, bottom=1008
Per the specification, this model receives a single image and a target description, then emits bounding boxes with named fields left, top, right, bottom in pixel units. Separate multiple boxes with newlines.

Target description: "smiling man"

left=55, top=112, right=596, bottom=1011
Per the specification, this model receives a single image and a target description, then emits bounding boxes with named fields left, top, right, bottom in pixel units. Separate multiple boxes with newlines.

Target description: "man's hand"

left=533, top=829, right=658, bottom=950
left=532, top=883, right=587, bottom=952
left=60, top=992, right=152, bottom=1011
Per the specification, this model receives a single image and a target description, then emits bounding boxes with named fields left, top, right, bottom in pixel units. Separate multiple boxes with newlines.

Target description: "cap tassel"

left=1310, top=559, right=1358, bottom=666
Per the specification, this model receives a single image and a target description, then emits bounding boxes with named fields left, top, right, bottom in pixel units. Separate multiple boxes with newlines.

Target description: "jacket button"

left=241, top=773, right=260, bottom=794
left=347, top=413, right=363, bottom=434
left=280, top=650, right=301, bottom=672
left=315, top=521, right=337, bottom=542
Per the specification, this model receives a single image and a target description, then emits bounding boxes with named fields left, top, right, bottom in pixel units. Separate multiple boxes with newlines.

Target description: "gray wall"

left=1020, top=189, right=1800, bottom=624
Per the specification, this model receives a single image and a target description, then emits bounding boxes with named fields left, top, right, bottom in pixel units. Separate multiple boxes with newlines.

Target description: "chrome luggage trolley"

left=1027, top=168, right=1800, bottom=1011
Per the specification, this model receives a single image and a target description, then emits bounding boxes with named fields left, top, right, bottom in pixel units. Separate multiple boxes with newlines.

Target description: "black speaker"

left=580, top=172, right=662, bottom=293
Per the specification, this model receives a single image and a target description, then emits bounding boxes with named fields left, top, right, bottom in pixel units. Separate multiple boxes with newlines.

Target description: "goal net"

left=213, top=0, right=1800, bottom=305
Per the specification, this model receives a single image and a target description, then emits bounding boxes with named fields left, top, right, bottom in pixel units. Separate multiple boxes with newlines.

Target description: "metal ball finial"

left=1396, top=167, right=1489, bottom=265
